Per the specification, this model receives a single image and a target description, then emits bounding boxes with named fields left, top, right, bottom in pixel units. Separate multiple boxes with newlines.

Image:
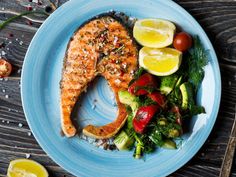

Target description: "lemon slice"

left=133, top=19, right=176, bottom=48
left=139, top=47, right=182, bottom=76
left=7, top=159, right=49, bottom=177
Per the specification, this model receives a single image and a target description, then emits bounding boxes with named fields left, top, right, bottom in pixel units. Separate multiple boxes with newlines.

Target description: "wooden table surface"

left=0, top=0, right=236, bottom=176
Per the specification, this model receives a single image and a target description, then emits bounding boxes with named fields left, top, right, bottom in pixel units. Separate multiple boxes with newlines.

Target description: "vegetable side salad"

left=113, top=17, right=208, bottom=159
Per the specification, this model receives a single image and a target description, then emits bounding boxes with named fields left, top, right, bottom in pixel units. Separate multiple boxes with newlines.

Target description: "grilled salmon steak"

left=60, top=15, right=138, bottom=138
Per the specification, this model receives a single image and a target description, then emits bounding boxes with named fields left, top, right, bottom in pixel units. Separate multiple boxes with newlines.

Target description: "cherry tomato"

left=0, top=59, right=12, bottom=78
left=173, top=32, right=192, bottom=52
left=128, top=73, right=157, bottom=96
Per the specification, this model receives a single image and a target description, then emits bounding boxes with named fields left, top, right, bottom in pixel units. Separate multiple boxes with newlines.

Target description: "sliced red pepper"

left=148, top=92, right=166, bottom=108
left=133, top=105, right=159, bottom=134
left=128, top=73, right=157, bottom=95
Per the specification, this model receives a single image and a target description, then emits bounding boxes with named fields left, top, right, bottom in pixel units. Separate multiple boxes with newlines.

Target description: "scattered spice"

left=114, top=44, right=125, bottom=54
left=19, top=41, right=24, bottom=45
left=45, top=5, right=53, bottom=13
left=113, top=36, right=118, bottom=45
left=120, top=70, right=125, bottom=77
left=26, top=6, right=33, bottom=11
left=8, top=33, right=14, bottom=37
left=17, top=69, right=21, bottom=73
left=0, top=42, right=5, bottom=48
left=121, top=63, right=128, bottom=73
left=92, top=104, right=96, bottom=110
left=25, top=153, right=31, bottom=159
left=37, top=1, right=43, bottom=5
left=26, top=20, right=33, bottom=26
left=1, top=51, right=6, bottom=56
left=114, top=78, right=121, bottom=85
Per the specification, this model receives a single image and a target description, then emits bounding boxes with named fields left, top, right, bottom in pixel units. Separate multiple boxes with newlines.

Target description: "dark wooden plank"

left=220, top=112, right=236, bottom=177
left=0, top=100, right=72, bottom=176
left=0, top=0, right=236, bottom=177
left=0, top=21, right=37, bottom=76
left=174, top=0, right=236, bottom=64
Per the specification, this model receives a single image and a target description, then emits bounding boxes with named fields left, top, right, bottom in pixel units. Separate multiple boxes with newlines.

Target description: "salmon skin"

left=60, top=13, right=138, bottom=138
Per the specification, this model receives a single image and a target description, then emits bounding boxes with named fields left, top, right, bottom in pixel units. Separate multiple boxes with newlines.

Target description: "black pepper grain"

left=45, top=5, right=52, bottom=13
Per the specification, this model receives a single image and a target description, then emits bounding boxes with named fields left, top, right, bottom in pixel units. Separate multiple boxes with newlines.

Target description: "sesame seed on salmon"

left=60, top=15, right=138, bottom=138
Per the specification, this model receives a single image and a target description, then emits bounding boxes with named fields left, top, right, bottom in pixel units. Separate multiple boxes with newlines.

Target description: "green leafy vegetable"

left=134, top=96, right=157, bottom=107
left=189, top=105, right=205, bottom=115
left=133, top=134, right=144, bottom=159
left=142, top=97, right=157, bottom=107
left=187, top=36, right=208, bottom=92
left=148, top=128, right=164, bottom=146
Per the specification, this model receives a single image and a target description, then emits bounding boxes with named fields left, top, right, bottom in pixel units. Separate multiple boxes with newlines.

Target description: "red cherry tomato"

left=173, top=32, right=192, bottom=52
left=133, top=105, right=159, bottom=134
left=148, top=92, right=166, bottom=108
left=128, top=73, right=157, bottom=96
left=0, top=59, right=12, bottom=78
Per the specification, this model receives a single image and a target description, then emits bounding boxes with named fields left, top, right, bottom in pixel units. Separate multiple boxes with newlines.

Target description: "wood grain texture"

left=0, top=0, right=236, bottom=176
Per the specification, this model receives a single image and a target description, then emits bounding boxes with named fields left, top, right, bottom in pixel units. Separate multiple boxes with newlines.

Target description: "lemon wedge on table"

left=7, top=159, right=48, bottom=177
left=133, top=19, right=176, bottom=48
left=139, top=47, right=182, bottom=76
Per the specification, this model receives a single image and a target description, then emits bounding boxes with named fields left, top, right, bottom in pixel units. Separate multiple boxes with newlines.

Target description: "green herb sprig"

left=0, top=11, right=49, bottom=30
left=187, top=36, right=208, bottom=92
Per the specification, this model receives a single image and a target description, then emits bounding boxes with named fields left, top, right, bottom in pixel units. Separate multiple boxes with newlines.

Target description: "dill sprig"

left=0, top=11, right=49, bottom=30
left=187, top=36, right=208, bottom=92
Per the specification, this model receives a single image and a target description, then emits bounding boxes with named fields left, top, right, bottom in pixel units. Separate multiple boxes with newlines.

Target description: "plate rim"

left=21, top=0, right=222, bottom=176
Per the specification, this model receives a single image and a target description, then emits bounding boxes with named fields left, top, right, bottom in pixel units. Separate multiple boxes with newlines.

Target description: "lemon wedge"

left=7, top=159, right=49, bottom=177
left=139, top=47, right=182, bottom=76
left=133, top=19, right=176, bottom=48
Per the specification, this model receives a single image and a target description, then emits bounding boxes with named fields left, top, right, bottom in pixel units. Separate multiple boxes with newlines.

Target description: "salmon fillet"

left=60, top=15, right=138, bottom=138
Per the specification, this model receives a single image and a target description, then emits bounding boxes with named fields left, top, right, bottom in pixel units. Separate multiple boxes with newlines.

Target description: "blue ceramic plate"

left=21, top=0, right=221, bottom=176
